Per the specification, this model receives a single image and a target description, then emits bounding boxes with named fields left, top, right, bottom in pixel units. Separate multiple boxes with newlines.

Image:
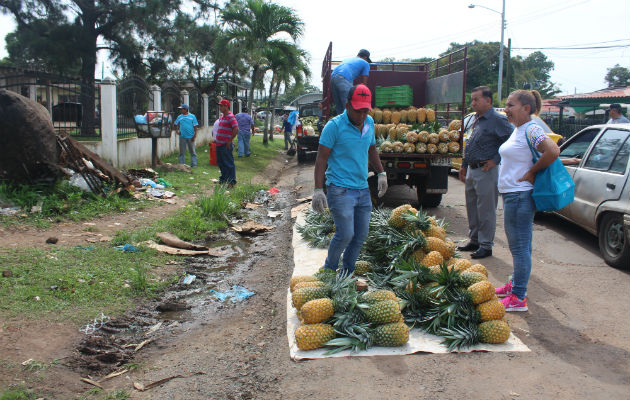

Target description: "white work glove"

left=312, top=189, right=328, bottom=213
left=377, top=173, right=388, bottom=198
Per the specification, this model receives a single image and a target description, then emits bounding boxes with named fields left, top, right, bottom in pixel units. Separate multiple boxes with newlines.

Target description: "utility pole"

left=498, top=0, right=506, bottom=102
left=505, top=38, right=511, bottom=99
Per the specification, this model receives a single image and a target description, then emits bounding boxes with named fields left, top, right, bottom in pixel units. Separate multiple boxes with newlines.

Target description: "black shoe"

left=471, top=248, right=492, bottom=259
left=457, top=242, right=480, bottom=252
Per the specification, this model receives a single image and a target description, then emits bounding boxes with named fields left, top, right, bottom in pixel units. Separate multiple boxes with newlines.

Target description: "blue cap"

left=178, top=104, right=189, bottom=110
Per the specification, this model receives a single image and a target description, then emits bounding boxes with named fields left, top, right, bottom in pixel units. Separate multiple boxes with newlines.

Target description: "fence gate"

left=117, top=76, right=153, bottom=139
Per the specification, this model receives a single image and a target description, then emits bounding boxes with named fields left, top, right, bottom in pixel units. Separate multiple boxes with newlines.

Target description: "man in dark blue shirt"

left=458, top=86, right=513, bottom=259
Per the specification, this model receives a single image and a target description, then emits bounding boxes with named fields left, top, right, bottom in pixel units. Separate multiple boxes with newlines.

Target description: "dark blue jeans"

left=324, top=184, right=372, bottom=274
left=331, top=74, right=352, bottom=116
left=502, top=190, right=535, bottom=299
left=216, top=143, right=236, bottom=185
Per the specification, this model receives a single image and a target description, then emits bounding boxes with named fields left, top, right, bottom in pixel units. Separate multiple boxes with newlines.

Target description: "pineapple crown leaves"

left=297, top=209, right=335, bottom=248
left=324, top=323, right=373, bottom=355
left=438, top=321, right=482, bottom=352
left=400, top=211, right=431, bottom=232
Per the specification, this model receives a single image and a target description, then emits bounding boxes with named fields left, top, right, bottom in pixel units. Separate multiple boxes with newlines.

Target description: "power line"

left=513, top=45, right=630, bottom=50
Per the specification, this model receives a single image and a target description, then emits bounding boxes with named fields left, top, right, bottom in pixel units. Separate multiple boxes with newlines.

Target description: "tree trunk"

left=78, top=7, right=98, bottom=137
left=266, top=72, right=276, bottom=141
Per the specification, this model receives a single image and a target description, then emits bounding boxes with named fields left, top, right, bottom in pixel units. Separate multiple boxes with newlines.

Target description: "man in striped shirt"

left=215, top=99, right=239, bottom=186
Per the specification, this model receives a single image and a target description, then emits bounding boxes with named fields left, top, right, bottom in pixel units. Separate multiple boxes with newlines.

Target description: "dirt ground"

left=1, top=154, right=628, bottom=399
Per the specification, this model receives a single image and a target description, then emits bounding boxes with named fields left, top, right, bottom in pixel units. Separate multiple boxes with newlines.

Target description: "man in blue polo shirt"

left=312, top=84, right=388, bottom=275
left=174, top=104, right=199, bottom=167
left=330, top=49, right=372, bottom=116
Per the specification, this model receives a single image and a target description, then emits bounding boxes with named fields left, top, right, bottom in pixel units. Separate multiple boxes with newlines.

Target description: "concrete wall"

left=82, top=126, right=212, bottom=169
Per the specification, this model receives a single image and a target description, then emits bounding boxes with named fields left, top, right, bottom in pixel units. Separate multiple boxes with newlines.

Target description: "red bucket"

left=209, top=142, right=218, bottom=165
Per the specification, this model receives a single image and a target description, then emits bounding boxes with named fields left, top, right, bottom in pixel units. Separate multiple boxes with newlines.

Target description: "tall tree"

left=0, top=0, right=213, bottom=134
left=605, top=64, right=630, bottom=87
left=221, top=0, right=304, bottom=113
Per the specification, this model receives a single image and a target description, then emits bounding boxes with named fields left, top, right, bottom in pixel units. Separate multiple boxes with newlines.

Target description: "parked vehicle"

left=556, top=123, right=630, bottom=269
left=320, top=42, right=468, bottom=207
left=256, top=110, right=272, bottom=120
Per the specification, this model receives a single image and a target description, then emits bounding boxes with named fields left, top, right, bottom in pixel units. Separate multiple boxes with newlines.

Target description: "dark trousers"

left=216, top=143, right=237, bottom=185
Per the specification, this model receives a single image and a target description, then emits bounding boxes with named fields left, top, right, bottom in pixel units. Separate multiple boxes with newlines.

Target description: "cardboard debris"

left=295, top=196, right=312, bottom=203
left=143, top=240, right=231, bottom=256
left=231, top=220, right=274, bottom=235
left=291, top=203, right=310, bottom=219
left=267, top=210, right=282, bottom=219
left=244, top=202, right=262, bottom=209
left=156, top=232, right=208, bottom=251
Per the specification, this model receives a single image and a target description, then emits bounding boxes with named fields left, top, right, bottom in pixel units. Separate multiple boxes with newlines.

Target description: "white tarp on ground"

left=288, top=210, right=530, bottom=361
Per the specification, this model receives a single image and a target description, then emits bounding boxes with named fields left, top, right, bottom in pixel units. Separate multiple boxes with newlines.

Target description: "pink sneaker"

left=501, top=293, right=528, bottom=312
left=495, top=281, right=512, bottom=298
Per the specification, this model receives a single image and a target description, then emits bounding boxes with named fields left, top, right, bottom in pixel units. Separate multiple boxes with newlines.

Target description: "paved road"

left=292, top=159, right=629, bottom=399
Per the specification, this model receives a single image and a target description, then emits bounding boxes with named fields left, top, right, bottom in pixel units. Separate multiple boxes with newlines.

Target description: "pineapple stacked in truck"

left=370, top=106, right=462, bottom=155
left=294, top=205, right=512, bottom=353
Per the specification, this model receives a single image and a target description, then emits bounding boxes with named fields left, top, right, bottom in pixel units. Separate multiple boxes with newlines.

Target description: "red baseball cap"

left=347, top=84, right=372, bottom=110
left=217, top=99, right=230, bottom=107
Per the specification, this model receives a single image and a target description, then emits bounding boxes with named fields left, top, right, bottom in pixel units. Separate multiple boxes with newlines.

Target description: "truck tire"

left=416, top=187, right=442, bottom=208
left=297, top=149, right=306, bottom=163
left=598, top=212, right=629, bottom=269
left=368, top=176, right=383, bottom=205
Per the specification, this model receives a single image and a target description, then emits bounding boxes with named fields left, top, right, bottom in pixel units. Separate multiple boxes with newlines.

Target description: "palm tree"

left=221, top=0, right=304, bottom=112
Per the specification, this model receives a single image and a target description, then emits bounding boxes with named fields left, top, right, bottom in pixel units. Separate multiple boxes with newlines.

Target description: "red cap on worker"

left=217, top=99, right=230, bottom=107
left=347, top=84, right=372, bottom=110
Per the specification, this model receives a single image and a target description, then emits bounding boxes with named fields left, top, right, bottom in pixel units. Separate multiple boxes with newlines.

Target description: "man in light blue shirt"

left=607, top=103, right=629, bottom=124
left=330, top=49, right=371, bottom=116
left=174, top=104, right=199, bottom=167
left=235, top=107, right=255, bottom=157
left=312, top=84, right=387, bottom=275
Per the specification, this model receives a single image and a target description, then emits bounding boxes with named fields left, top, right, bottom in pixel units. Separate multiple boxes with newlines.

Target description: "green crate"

left=375, top=85, right=413, bottom=108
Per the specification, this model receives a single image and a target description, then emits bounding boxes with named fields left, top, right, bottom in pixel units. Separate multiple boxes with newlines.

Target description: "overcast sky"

left=1, top=0, right=628, bottom=95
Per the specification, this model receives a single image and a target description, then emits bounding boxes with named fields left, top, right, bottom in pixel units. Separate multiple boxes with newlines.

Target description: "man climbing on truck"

left=330, top=49, right=372, bottom=116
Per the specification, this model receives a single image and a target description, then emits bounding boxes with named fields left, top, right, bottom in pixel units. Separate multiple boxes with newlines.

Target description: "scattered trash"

left=80, top=312, right=110, bottom=334
left=116, top=244, right=139, bottom=252
left=267, top=211, right=282, bottom=219
left=126, top=168, right=157, bottom=179
left=139, top=178, right=157, bottom=187
left=81, top=377, right=104, bottom=389
left=145, top=322, right=163, bottom=336
left=209, top=285, right=255, bottom=302
left=46, top=237, right=58, bottom=244
left=143, top=240, right=230, bottom=256
left=30, top=204, right=42, bottom=213
left=267, top=187, right=279, bottom=195
left=156, top=301, right=189, bottom=312
left=181, top=274, right=196, bottom=285
left=291, top=203, right=310, bottom=219
left=69, top=173, right=93, bottom=192
left=154, top=178, right=172, bottom=187
left=231, top=220, right=274, bottom=235
left=74, top=245, right=95, bottom=251
left=21, top=359, right=35, bottom=367
left=0, top=206, right=20, bottom=216
left=244, top=202, right=261, bottom=209
left=157, top=232, right=208, bottom=251
left=50, top=285, right=59, bottom=291
left=34, top=296, right=40, bottom=301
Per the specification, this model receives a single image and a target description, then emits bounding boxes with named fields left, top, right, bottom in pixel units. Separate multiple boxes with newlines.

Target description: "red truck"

left=320, top=42, right=468, bottom=207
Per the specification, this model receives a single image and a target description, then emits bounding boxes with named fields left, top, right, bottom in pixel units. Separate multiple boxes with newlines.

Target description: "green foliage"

left=296, top=209, right=335, bottom=248
left=196, top=185, right=237, bottom=219
left=605, top=64, right=630, bottom=87
left=0, top=387, right=36, bottom=400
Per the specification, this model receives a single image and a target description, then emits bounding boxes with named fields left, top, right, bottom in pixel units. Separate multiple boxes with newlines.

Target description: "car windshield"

left=560, top=128, right=599, bottom=159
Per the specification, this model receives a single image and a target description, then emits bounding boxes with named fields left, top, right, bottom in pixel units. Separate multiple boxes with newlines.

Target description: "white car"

left=256, top=110, right=272, bottom=120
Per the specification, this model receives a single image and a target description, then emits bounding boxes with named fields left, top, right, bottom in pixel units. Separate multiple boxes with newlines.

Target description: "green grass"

left=0, top=387, right=37, bottom=400
left=0, top=246, right=177, bottom=322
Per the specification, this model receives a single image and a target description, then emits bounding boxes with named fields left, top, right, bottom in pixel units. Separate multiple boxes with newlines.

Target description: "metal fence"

left=543, top=115, right=608, bottom=139
left=0, top=72, right=101, bottom=139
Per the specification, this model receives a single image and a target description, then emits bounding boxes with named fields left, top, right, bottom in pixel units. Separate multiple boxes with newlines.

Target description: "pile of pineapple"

left=291, top=272, right=410, bottom=352
left=369, top=106, right=462, bottom=155
left=295, top=203, right=512, bottom=352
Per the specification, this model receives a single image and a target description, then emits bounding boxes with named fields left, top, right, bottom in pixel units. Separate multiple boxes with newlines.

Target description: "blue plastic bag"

left=526, top=132, right=575, bottom=212
left=209, top=285, right=255, bottom=302
left=134, top=115, right=147, bottom=124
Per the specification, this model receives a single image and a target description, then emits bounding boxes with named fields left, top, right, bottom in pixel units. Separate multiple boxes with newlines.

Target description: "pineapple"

left=295, top=323, right=336, bottom=350
left=448, top=119, right=461, bottom=131
left=448, top=130, right=460, bottom=141
left=301, top=298, right=335, bottom=324
left=478, top=320, right=511, bottom=344
left=379, top=141, right=393, bottom=153
left=361, top=289, right=398, bottom=303
left=439, top=130, right=450, bottom=142
left=426, top=108, right=436, bottom=122
left=446, top=240, right=456, bottom=257
left=362, top=299, right=402, bottom=324
left=292, top=280, right=326, bottom=292
left=388, top=204, right=416, bottom=229
left=391, top=111, right=401, bottom=124
left=459, top=271, right=487, bottom=287
left=412, top=248, right=426, bottom=264
left=425, top=224, right=446, bottom=240
left=466, top=264, right=488, bottom=277
left=403, top=142, right=415, bottom=153
left=437, top=142, right=449, bottom=154
left=428, top=265, right=442, bottom=275
left=354, top=260, right=372, bottom=276
left=476, top=298, right=506, bottom=322
left=400, top=109, right=408, bottom=123
left=406, top=131, right=418, bottom=143
left=407, top=108, right=417, bottom=123
left=292, top=286, right=331, bottom=310
left=290, top=275, right=319, bottom=291
left=428, top=133, right=440, bottom=144
left=418, top=131, right=429, bottom=143
left=373, top=322, right=410, bottom=347
left=453, top=258, right=473, bottom=272
left=374, top=110, right=383, bottom=123
left=427, top=143, right=438, bottom=154
left=422, top=250, right=444, bottom=267
left=467, top=280, right=495, bottom=305
left=417, top=108, right=427, bottom=123
left=415, top=142, right=427, bottom=153
left=425, top=237, right=451, bottom=259
left=448, top=141, right=461, bottom=153
left=383, top=110, right=392, bottom=123
left=392, top=141, right=404, bottom=153
left=396, top=124, right=409, bottom=140
left=388, top=126, right=397, bottom=141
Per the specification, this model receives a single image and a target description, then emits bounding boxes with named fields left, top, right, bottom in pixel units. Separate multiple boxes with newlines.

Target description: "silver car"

left=556, top=123, right=630, bottom=269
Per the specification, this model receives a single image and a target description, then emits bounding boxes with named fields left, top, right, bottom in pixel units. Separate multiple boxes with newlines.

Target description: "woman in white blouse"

left=495, top=90, right=560, bottom=312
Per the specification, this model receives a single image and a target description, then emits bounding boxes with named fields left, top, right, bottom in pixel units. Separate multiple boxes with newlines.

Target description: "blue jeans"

left=331, top=74, right=352, bottom=116
left=179, top=137, right=197, bottom=167
left=216, top=143, right=236, bottom=185
left=324, top=184, right=372, bottom=274
left=237, top=131, right=251, bottom=157
left=502, top=190, right=535, bottom=299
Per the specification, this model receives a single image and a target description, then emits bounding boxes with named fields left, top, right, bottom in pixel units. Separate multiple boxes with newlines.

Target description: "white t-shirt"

left=498, top=120, right=549, bottom=193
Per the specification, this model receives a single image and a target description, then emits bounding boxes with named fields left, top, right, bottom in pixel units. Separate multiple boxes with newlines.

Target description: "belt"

left=468, top=161, right=487, bottom=169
